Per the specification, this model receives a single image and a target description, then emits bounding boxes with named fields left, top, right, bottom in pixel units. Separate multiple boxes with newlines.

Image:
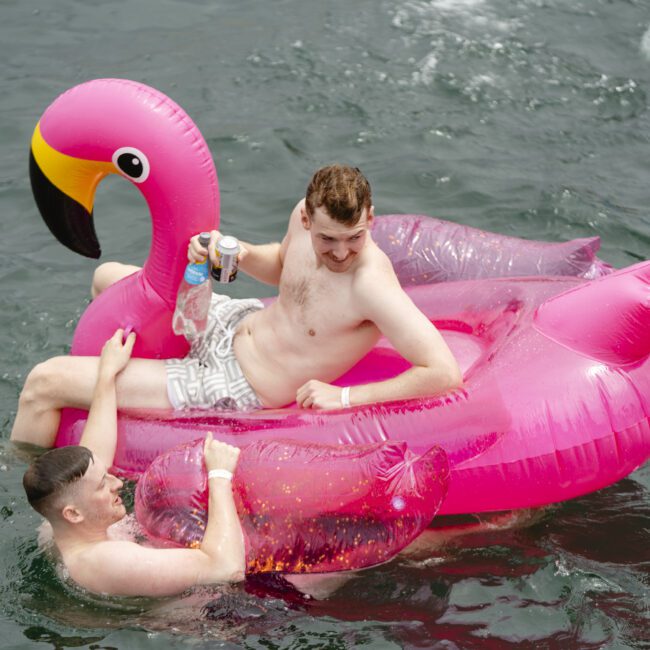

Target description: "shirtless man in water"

left=11, top=165, right=461, bottom=446
left=23, top=330, right=246, bottom=596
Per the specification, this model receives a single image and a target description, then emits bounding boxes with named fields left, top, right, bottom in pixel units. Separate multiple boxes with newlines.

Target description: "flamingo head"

left=30, top=78, right=219, bottom=302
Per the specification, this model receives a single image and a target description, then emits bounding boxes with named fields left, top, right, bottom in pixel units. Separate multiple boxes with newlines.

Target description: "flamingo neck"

left=141, top=196, right=216, bottom=307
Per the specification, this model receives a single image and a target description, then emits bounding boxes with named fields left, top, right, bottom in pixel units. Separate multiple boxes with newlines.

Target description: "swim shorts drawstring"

left=212, top=299, right=238, bottom=358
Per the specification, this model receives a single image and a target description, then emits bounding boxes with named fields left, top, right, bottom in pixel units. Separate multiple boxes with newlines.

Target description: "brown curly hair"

left=305, top=165, right=372, bottom=225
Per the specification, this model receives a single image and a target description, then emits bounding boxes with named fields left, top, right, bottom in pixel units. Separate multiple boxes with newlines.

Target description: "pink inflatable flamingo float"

left=30, top=80, right=649, bottom=526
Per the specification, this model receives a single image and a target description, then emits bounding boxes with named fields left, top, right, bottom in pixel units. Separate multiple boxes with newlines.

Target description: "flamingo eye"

left=112, top=147, right=150, bottom=183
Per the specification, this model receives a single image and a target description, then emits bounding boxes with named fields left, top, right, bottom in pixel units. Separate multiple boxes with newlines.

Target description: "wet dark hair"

left=23, top=446, right=93, bottom=518
left=305, top=164, right=372, bottom=225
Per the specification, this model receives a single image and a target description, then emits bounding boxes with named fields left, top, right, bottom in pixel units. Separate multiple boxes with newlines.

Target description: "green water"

left=1, top=0, right=649, bottom=647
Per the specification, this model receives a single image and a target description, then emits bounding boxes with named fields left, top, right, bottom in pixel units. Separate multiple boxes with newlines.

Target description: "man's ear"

left=367, top=205, right=375, bottom=226
left=62, top=504, right=84, bottom=524
left=300, top=206, right=311, bottom=231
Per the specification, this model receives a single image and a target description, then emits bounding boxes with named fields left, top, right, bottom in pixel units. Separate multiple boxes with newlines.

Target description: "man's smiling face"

left=302, top=205, right=373, bottom=273
left=74, top=457, right=126, bottom=527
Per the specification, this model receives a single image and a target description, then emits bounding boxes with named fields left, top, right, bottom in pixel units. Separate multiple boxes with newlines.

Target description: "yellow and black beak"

left=30, top=123, right=115, bottom=258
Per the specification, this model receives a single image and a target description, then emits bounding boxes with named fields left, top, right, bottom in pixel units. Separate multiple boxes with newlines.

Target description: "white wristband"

left=341, top=386, right=351, bottom=408
left=208, top=469, right=233, bottom=481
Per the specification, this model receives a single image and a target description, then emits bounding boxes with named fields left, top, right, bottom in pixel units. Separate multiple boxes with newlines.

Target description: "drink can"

left=211, top=235, right=240, bottom=283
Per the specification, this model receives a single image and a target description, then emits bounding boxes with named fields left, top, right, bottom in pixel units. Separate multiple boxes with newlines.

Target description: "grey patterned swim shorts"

left=166, top=294, right=264, bottom=411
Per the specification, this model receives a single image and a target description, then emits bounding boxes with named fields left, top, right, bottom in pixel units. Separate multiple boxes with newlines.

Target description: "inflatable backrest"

left=372, top=214, right=612, bottom=285
left=534, top=261, right=650, bottom=365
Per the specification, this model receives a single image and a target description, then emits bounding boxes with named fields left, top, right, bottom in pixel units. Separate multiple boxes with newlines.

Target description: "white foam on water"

left=427, top=0, right=486, bottom=12
left=463, top=73, right=500, bottom=100
left=392, top=0, right=521, bottom=87
left=411, top=52, right=439, bottom=85
left=641, top=25, right=650, bottom=60
left=392, top=0, right=517, bottom=35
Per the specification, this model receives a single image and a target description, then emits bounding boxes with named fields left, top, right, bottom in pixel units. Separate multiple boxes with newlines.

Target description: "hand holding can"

left=211, top=235, right=240, bottom=284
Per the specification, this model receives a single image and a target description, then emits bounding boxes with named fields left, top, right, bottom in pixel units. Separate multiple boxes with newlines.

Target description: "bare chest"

left=279, top=239, right=361, bottom=337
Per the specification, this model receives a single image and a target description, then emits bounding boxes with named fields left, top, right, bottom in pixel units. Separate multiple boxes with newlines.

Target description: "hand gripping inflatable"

left=31, top=79, right=650, bottom=515
left=136, top=439, right=449, bottom=573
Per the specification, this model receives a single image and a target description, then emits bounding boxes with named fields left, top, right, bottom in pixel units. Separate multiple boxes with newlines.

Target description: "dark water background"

left=1, top=0, right=649, bottom=647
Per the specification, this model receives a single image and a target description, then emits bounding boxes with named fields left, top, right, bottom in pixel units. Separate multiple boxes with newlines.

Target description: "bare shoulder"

left=353, top=241, right=401, bottom=297
left=280, top=200, right=306, bottom=263
left=351, top=241, right=426, bottom=326
left=287, top=199, right=306, bottom=234
left=67, top=539, right=144, bottom=573
left=65, top=540, right=205, bottom=597
left=65, top=540, right=141, bottom=594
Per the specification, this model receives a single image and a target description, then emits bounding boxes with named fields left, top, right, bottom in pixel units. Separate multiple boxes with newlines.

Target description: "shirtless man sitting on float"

left=11, top=165, right=462, bottom=447
left=23, top=330, right=247, bottom=596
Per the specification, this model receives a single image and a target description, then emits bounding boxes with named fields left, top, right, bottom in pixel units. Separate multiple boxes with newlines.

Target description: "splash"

left=641, top=25, right=650, bottom=60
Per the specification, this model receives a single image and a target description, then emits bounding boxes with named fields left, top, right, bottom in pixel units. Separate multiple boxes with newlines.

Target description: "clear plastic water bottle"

left=173, top=232, right=212, bottom=340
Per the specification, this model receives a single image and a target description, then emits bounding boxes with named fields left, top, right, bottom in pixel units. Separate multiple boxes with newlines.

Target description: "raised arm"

left=78, top=329, right=135, bottom=468
left=188, top=229, right=285, bottom=286
left=73, top=434, right=245, bottom=597
left=187, top=202, right=304, bottom=286
left=234, top=238, right=284, bottom=286
left=198, top=432, right=246, bottom=580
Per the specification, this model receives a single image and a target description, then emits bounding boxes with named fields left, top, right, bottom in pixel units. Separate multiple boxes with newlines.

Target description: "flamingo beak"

left=29, top=123, right=115, bottom=259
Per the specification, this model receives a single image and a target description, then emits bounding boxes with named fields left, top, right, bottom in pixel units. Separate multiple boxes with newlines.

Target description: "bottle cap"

left=198, top=232, right=211, bottom=247
left=219, top=236, right=239, bottom=251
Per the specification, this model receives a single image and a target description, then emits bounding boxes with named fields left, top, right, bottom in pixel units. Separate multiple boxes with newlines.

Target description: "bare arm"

left=235, top=240, right=284, bottom=285
left=297, top=263, right=463, bottom=409
left=188, top=231, right=285, bottom=286
left=199, top=432, right=245, bottom=581
left=351, top=267, right=462, bottom=403
left=187, top=202, right=305, bottom=287
left=72, top=434, right=245, bottom=597
left=74, top=541, right=240, bottom=597
left=78, top=330, right=135, bottom=468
